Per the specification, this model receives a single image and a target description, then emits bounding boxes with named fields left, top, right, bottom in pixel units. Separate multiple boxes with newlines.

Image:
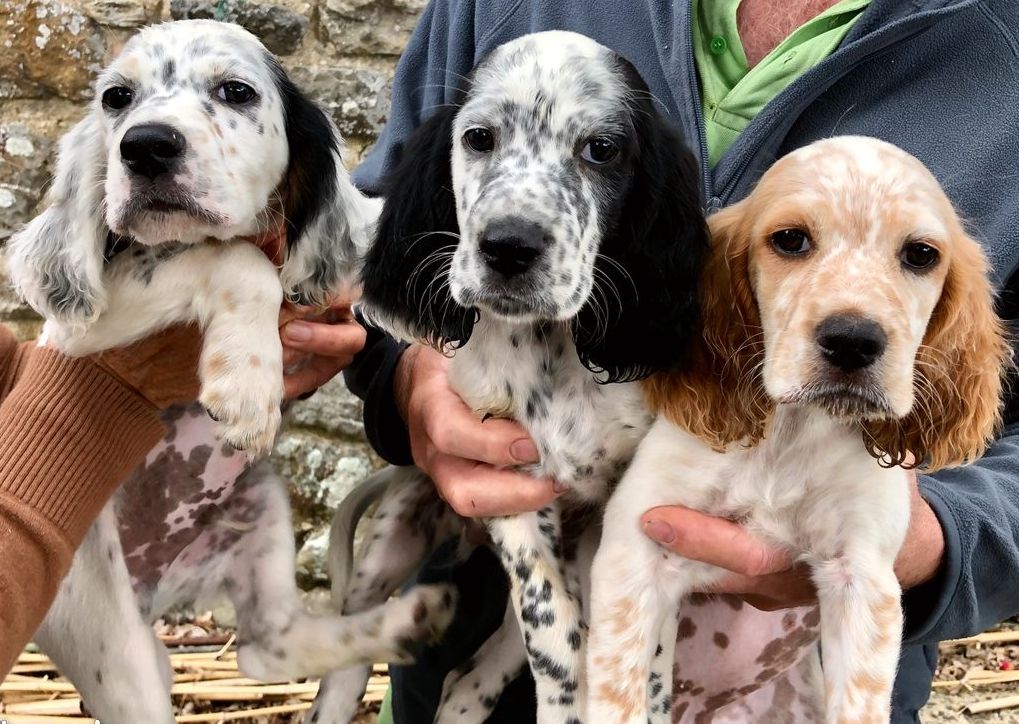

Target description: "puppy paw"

left=39, top=319, right=94, bottom=356
left=374, top=584, right=458, bottom=665
left=436, top=665, right=499, bottom=724
left=199, top=349, right=282, bottom=456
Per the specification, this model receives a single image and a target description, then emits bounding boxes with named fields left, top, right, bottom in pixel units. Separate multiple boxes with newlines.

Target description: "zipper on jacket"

left=678, top=0, right=714, bottom=209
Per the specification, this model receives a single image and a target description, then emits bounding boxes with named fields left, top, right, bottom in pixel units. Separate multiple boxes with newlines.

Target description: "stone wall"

left=0, top=0, right=423, bottom=587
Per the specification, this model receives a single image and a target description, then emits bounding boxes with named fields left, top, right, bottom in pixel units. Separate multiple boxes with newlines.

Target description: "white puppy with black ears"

left=6, top=19, right=379, bottom=454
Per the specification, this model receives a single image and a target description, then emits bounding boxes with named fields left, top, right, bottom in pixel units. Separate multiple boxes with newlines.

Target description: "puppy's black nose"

left=479, top=218, right=550, bottom=278
left=120, top=123, right=186, bottom=180
left=816, top=314, right=887, bottom=372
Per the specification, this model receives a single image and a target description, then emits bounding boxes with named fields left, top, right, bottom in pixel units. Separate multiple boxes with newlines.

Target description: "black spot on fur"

left=162, top=59, right=176, bottom=85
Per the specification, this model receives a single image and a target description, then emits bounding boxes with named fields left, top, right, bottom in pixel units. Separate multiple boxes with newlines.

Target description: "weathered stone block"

left=274, top=427, right=379, bottom=584
left=289, top=64, right=391, bottom=140
left=295, top=525, right=330, bottom=585
left=0, top=123, right=54, bottom=242
left=288, top=376, right=366, bottom=439
left=82, top=0, right=162, bottom=28
left=320, top=0, right=426, bottom=56
left=169, top=0, right=309, bottom=55
left=0, top=1, right=105, bottom=100
left=273, top=429, right=377, bottom=527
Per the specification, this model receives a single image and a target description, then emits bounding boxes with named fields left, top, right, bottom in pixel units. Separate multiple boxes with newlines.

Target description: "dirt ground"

left=921, top=618, right=1019, bottom=722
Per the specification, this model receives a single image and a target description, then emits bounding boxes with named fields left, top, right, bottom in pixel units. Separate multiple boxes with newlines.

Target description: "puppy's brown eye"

left=102, top=86, right=134, bottom=111
left=901, top=241, right=940, bottom=271
left=464, top=127, right=495, bottom=153
left=581, top=137, right=619, bottom=165
left=217, top=81, right=256, bottom=104
left=770, top=228, right=812, bottom=256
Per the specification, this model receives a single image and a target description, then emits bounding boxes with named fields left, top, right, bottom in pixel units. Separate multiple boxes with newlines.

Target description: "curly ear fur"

left=271, top=57, right=379, bottom=306
left=863, top=230, right=1011, bottom=471
left=359, top=106, right=476, bottom=348
left=644, top=199, right=772, bottom=447
left=572, top=63, right=708, bottom=383
left=6, top=112, right=108, bottom=325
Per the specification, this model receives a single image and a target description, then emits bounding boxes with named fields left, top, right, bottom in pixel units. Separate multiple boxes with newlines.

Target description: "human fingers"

left=642, top=506, right=793, bottom=577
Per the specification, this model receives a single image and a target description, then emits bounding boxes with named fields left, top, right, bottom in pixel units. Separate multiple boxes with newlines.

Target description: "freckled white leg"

left=196, top=245, right=284, bottom=455
left=812, top=554, right=902, bottom=724
left=35, top=507, right=175, bottom=724
left=487, top=506, right=586, bottom=724
left=224, top=465, right=457, bottom=681
left=649, top=604, right=680, bottom=723
left=588, top=541, right=727, bottom=724
left=435, top=602, right=527, bottom=724
left=587, top=431, right=727, bottom=724
left=309, top=469, right=460, bottom=724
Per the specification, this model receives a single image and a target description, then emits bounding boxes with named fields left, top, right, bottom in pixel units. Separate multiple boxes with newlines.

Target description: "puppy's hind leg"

left=35, top=506, right=175, bottom=724
left=434, top=599, right=527, bottom=724
left=309, top=467, right=462, bottom=724
left=229, top=464, right=457, bottom=682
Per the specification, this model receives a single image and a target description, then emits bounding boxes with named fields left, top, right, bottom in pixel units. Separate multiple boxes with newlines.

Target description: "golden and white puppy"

left=587, top=136, right=1009, bottom=724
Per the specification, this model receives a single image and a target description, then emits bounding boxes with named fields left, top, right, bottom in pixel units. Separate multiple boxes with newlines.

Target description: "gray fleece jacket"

left=344, top=1, right=1019, bottom=720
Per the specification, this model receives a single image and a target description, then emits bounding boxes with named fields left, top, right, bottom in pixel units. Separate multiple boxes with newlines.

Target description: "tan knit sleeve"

left=0, top=324, right=166, bottom=675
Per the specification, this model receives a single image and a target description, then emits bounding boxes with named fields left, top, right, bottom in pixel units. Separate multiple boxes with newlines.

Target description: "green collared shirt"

left=693, top=0, right=870, bottom=167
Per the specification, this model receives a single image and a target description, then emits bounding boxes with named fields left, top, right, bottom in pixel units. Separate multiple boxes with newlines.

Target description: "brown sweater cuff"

left=0, top=346, right=166, bottom=544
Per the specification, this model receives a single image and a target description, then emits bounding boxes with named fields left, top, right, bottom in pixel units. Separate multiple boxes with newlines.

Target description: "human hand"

left=279, top=302, right=367, bottom=400
left=395, top=344, right=560, bottom=517
left=641, top=470, right=944, bottom=611
left=91, top=324, right=202, bottom=409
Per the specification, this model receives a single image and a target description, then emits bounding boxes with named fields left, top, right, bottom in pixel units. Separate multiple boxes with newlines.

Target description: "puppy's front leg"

left=587, top=428, right=730, bottom=724
left=487, top=505, right=585, bottom=724
left=196, top=243, right=284, bottom=454
left=41, top=242, right=285, bottom=453
left=813, top=556, right=901, bottom=724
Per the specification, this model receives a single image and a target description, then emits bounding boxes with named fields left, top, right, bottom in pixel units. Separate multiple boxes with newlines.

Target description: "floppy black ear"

left=359, top=106, right=476, bottom=348
left=573, top=65, right=708, bottom=383
left=270, top=57, right=379, bottom=305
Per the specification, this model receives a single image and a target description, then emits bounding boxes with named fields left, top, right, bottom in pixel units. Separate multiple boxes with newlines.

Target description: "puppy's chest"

left=450, top=324, right=650, bottom=502
left=706, top=407, right=908, bottom=553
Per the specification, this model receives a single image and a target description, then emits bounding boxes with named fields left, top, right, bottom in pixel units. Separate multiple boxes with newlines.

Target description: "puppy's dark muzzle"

left=479, top=218, right=551, bottom=278
left=121, top=123, right=187, bottom=181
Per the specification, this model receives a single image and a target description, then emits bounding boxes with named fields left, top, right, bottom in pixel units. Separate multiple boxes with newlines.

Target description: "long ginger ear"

left=865, top=231, right=1010, bottom=471
left=643, top=199, right=772, bottom=447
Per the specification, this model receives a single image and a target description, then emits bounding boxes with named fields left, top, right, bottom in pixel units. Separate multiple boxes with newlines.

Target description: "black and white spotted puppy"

left=6, top=19, right=375, bottom=454
left=6, top=19, right=459, bottom=724
left=325, top=31, right=706, bottom=724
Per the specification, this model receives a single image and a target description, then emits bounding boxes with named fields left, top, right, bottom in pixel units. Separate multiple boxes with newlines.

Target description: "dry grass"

left=2, top=618, right=386, bottom=724
left=7, top=616, right=1019, bottom=722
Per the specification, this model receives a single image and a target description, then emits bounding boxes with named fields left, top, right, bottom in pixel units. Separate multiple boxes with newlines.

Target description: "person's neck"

left=737, top=0, right=843, bottom=67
